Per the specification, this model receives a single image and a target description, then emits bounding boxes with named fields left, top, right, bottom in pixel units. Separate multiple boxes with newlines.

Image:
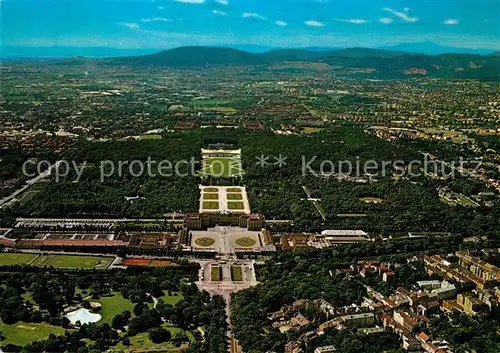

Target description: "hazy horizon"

left=0, top=42, right=497, bottom=59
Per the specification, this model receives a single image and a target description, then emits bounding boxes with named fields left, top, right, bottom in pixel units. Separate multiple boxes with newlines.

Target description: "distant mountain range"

left=1, top=42, right=496, bottom=58
left=97, top=46, right=499, bottom=79
left=3, top=46, right=499, bottom=79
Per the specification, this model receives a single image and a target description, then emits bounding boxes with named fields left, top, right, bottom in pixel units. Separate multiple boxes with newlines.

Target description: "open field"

left=0, top=321, right=68, bottom=346
left=194, top=237, right=216, bottom=247
left=202, top=201, right=219, bottom=209
left=231, top=266, right=243, bottom=281
left=211, top=266, right=221, bottom=281
left=97, top=293, right=136, bottom=325
left=235, top=237, right=257, bottom=247
left=30, top=255, right=113, bottom=269
left=0, top=253, right=37, bottom=266
left=228, top=201, right=245, bottom=210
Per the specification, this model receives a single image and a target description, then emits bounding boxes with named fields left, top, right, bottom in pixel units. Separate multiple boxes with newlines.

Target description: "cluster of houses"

left=268, top=251, right=500, bottom=353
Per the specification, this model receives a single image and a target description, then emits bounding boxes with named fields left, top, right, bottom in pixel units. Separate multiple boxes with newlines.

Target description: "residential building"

left=456, top=293, right=489, bottom=316
left=340, top=313, right=375, bottom=328
left=314, top=346, right=337, bottom=353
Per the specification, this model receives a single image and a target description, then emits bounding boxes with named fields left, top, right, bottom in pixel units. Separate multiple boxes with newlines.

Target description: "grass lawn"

left=197, top=105, right=238, bottom=114
left=21, top=292, right=35, bottom=307
left=111, top=323, right=193, bottom=352
left=139, top=134, right=162, bottom=140
left=0, top=253, right=37, bottom=266
left=227, top=201, right=244, bottom=210
left=211, top=266, right=221, bottom=281
left=201, top=158, right=243, bottom=178
left=336, top=213, right=368, bottom=217
left=203, top=193, right=219, bottom=200
left=0, top=321, right=69, bottom=346
left=231, top=266, right=243, bottom=281
left=204, top=187, right=218, bottom=192
left=30, top=255, right=113, bottom=269
left=163, top=323, right=195, bottom=341
left=202, top=201, right=219, bottom=209
left=302, top=127, right=325, bottom=134
left=111, top=332, right=178, bottom=352
left=227, top=188, right=241, bottom=192
left=359, top=197, right=385, bottom=203
left=96, top=293, right=136, bottom=325
left=18, top=190, right=41, bottom=206
left=235, top=237, right=256, bottom=247
left=226, top=193, right=243, bottom=200
left=194, top=237, right=215, bottom=247
left=158, top=292, right=183, bottom=306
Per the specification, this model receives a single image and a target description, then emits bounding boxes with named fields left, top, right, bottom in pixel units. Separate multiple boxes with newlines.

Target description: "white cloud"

left=120, top=22, right=140, bottom=30
left=305, top=20, right=325, bottom=27
left=215, top=0, right=228, bottom=4
left=212, top=10, right=228, bottom=16
left=242, top=13, right=267, bottom=21
left=443, top=19, right=459, bottom=25
left=337, top=19, right=368, bottom=24
left=379, top=17, right=393, bottom=24
left=141, top=17, right=172, bottom=23
left=383, top=8, right=418, bottom=23
left=174, top=0, right=205, bottom=3
left=275, top=20, right=288, bottom=27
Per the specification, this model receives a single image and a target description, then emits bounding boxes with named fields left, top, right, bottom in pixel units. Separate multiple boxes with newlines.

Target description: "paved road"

left=193, top=258, right=258, bottom=353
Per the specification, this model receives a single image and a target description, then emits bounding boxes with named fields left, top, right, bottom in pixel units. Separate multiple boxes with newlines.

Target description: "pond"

left=65, top=308, right=102, bottom=325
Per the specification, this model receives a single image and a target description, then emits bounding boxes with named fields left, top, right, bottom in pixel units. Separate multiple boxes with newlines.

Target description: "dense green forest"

left=2, top=124, right=498, bottom=236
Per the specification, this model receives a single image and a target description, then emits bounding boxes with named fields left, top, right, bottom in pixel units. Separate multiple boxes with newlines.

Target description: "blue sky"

left=1, top=0, right=499, bottom=50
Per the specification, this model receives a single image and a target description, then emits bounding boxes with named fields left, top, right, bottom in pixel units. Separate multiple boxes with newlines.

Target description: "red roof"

left=418, top=332, right=430, bottom=343
left=0, top=238, right=15, bottom=246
